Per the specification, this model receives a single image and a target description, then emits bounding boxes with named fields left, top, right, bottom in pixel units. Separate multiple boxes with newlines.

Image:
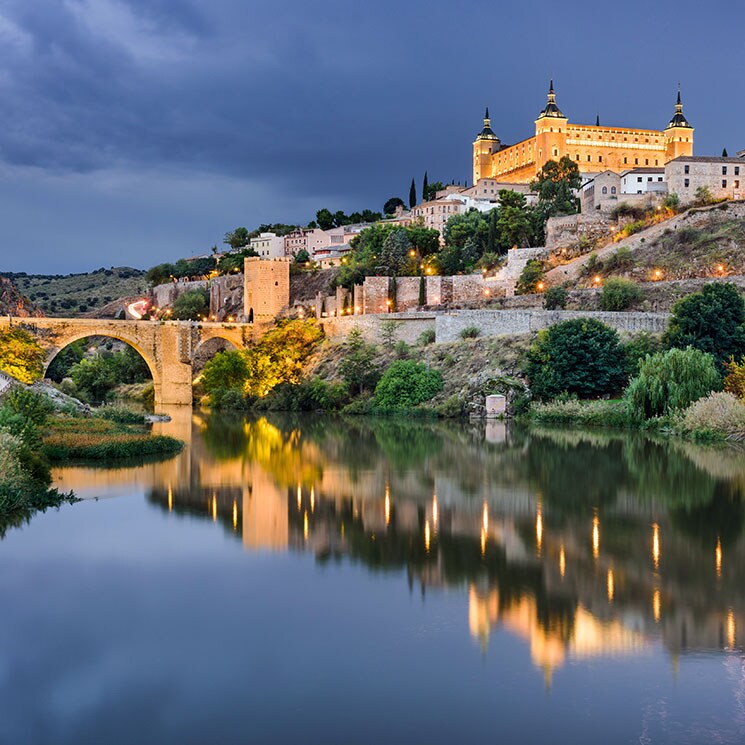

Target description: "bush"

left=530, top=398, right=632, bottom=428
left=418, top=329, right=436, bottom=346
left=0, top=327, right=46, bottom=384
left=94, top=406, right=147, bottom=425
left=525, top=318, right=627, bottom=401
left=373, top=360, right=443, bottom=412
left=679, top=392, right=745, bottom=440
left=200, top=350, right=249, bottom=397
left=664, top=283, right=745, bottom=372
left=459, top=326, right=481, bottom=339
left=603, top=246, right=635, bottom=273
left=599, top=278, right=643, bottom=311
left=339, top=328, right=381, bottom=395
left=435, top=395, right=464, bottom=418
left=516, top=260, right=544, bottom=295
left=625, top=347, right=721, bottom=420
left=543, top=286, right=567, bottom=310
left=171, top=289, right=210, bottom=320
left=1, top=388, right=53, bottom=426
left=623, top=332, right=662, bottom=377
left=724, top=356, right=745, bottom=399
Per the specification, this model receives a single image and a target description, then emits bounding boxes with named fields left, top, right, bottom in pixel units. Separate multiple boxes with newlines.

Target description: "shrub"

left=373, top=360, right=443, bottom=412
left=664, top=283, right=745, bottom=372
left=599, top=278, right=643, bottom=311
left=435, top=395, right=464, bottom=418
left=171, top=289, right=210, bottom=320
left=94, top=406, right=147, bottom=425
left=339, top=328, right=381, bottom=395
left=525, top=318, right=627, bottom=401
left=530, top=398, right=632, bottom=428
left=394, top=340, right=410, bottom=359
left=460, top=326, right=481, bottom=339
left=625, top=347, right=721, bottom=420
left=724, top=356, right=745, bottom=399
left=516, top=260, right=544, bottom=295
left=679, top=392, right=745, bottom=440
left=380, top=319, right=402, bottom=350
left=623, top=332, right=662, bottom=377
left=0, top=327, right=46, bottom=384
left=603, top=246, right=634, bottom=273
left=1, top=388, right=53, bottom=426
left=543, top=286, right=567, bottom=310
left=417, top=329, right=436, bottom=346
left=200, top=350, right=249, bottom=397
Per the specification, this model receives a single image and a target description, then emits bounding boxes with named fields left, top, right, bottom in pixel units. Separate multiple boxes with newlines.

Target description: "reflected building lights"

left=536, top=507, right=543, bottom=556
left=211, top=494, right=217, bottom=522
left=232, top=500, right=238, bottom=530
left=716, top=537, right=722, bottom=578
left=653, top=589, right=661, bottom=623
left=559, top=546, right=566, bottom=578
left=480, top=528, right=487, bottom=557
left=297, top=485, right=302, bottom=510
left=727, top=610, right=736, bottom=649
left=303, top=510, right=309, bottom=541
left=607, top=569, right=614, bottom=602
left=432, top=495, right=438, bottom=529
left=424, top=520, right=431, bottom=553
left=168, top=485, right=173, bottom=513
left=482, top=502, right=489, bottom=533
left=652, top=523, right=660, bottom=570
left=592, top=515, right=600, bottom=559
left=310, top=487, right=315, bottom=514
left=384, top=492, right=391, bottom=526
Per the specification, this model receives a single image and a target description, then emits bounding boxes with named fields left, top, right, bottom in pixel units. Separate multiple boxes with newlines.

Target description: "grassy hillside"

left=3, top=266, right=146, bottom=317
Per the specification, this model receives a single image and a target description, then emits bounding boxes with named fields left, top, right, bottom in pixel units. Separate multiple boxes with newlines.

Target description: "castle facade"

left=473, top=82, right=694, bottom=184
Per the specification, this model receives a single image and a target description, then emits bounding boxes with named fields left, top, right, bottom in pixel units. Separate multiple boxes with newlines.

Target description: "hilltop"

left=3, top=267, right=146, bottom=317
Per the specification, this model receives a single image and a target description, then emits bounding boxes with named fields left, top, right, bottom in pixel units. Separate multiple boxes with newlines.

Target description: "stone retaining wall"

left=322, top=313, right=436, bottom=344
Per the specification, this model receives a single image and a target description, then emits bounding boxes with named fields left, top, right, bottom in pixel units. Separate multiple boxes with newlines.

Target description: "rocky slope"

left=0, top=276, right=43, bottom=317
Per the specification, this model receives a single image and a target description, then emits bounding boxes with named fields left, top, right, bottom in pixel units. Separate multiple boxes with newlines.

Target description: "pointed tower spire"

left=475, top=106, right=499, bottom=141
left=538, top=79, right=565, bottom=119
left=596, top=113, right=600, bottom=127
left=667, top=85, right=692, bottom=129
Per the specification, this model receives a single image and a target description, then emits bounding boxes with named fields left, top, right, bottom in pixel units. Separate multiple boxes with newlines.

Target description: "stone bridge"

left=0, top=317, right=268, bottom=406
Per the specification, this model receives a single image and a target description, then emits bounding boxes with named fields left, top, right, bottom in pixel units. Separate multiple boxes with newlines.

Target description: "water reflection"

left=54, top=413, right=745, bottom=683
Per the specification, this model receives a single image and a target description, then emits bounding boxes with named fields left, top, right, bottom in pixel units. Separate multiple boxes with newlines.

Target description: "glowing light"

left=653, top=269, right=663, bottom=280
left=607, top=569, right=615, bottom=602
left=727, top=610, right=736, bottom=649
left=482, top=502, right=489, bottom=533
left=310, top=487, right=315, bottom=513
left=303, top=510, right=309, bottom=540
left=593, top=275, right=602, bottom=285
left=537, top=282, right=545, bottom=292
left=424, top=520, right=431, bottom=552
left=559, top=546, right=566, bottom=578
left=536, top=507, right=543, bottom=556
left=480, top=528, right=487, bottom=556
left=653, top=589, right=661, bottom=622
left=167, top=485, right=173, bottom=512
left=232, top=500, right=238, bottom=530
left=211, top=494, right=217, bottom=522
left=432, top=494, right=438, bottom=528
left=716, top=264, right=726, bottom=274
left=483, top=288, right=491, bottom=296
left=652, top=523, right=660, bottom=570
left=716, top=537, right=722, bottom=578
left=592, top=515, right=600, bottom=559
left=384, top=486, right=391, bottom=526
left=297, top=485, right=302, bottom=510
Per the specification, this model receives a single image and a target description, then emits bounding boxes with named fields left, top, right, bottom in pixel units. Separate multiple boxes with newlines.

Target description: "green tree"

left=373, top=360, right=443, bottom=412
left=145, top=263, right=176, bottom=287
left=516, top=259, right=544, bottom=294
left=543, top=286, right=567, bottom=310
left=316, top=208, right=334, bottom=230
left=444, top=210, right=490, bottom=254
left=379, top=229, right=411, bottom=275
left=486, top=208, right=498, bottom=255
left=418, top=275, right=426, bottom=306
left=224, top=227, right=250, bottom=250
left=47, top=340, right=86, bottom=382
left=200, top=350, right=250, bottom=396
left=626, top=347, right=721, bottom=420
left=599, top=278, right=643, bottom=311
left=422, top=172, right=429, bottom=204
left=383, top=197, right=405, bottom=215
left=0, top=327, right=45, bottom=384
left=70, top=356, right=118, bottom=402
left=664, top=283, right=745, bottom=372
left=530, top=156, right=581, bottom=218
left=424, top=181, right=444, bottom=201
left=294, top=249, right=310, bottom=264
left=496, top=190, right=534, bottom=251
left=171, top=289, right=210, bottom=321
left=409, top=178, right=417, bottom=208
left=217, top=246, right=258, bottom=274
left=526, top=318, right=627, bottom=400
left=338, top=328, right=380, bottom=395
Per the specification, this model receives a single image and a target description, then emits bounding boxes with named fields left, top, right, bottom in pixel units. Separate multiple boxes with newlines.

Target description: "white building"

left=249, top=232, right=285, bottom=259
left=621, top=168, right=667, bottom=194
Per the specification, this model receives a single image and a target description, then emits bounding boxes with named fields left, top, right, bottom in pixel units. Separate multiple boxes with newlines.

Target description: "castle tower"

left=472, top=107, right=501, bottom=184
left=664, top=88, right=694, bottom=161
left=534, top=80, right=568, bottom=174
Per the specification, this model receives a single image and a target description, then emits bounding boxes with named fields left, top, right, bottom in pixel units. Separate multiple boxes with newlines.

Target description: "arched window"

left=602, top=186, right=608, bottom=194
left=611, top=186, right=617, bottom=194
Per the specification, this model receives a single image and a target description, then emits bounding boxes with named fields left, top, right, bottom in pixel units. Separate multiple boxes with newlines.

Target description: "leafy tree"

left=530, top=156, right=581, bottom=218
left=405, top=224, right=440, bottom=257
left=47, top=340, right=86, bottom=382
left=422, top=172, right=428, bottom=205
left=380, top=229, right=411, bottom=275
left=380, top=320, right=403, bottom=350
left=217, top=246, right=258, bottom=274
left=525, top=318, right=627, bottom=400
left=0, top=327, right=45, bottom=384
left=200, top=350, right=250, bottom=396
left=171, top=289, right=210, bottom=321
left=444, top=210, right=489, bottom=255
left=145, top=263, right=176, bottom=287
left=70, top=356, right=118, bottom=402
left=626, top=347, right=721, bottom=420
left=409, top=178, right=417, bottom=208
left=424, top=181, right=444, bottom=201
left=496, top=191, right=535, bottom=251
left=338, top=328, right=380, bottom=395
left=543, top=286, right=567, bottom=310
left=294, top=249, right=311, bottom=264
left=724, top=356, right=745, bottom=399
left=224, top=227, right=250, bottom=250
left=486, top=208, right=498, bottom=255
left=664, top=283, right=745, bottom=372
left=373, top=360, right=443, bottom=412
left=384, top=197, right=405, bottom=215
left=316, top=208, right=334, bottom=230
left=516, top=259, right=544, bottom=294
left=599, top=279, right=643, bottom=311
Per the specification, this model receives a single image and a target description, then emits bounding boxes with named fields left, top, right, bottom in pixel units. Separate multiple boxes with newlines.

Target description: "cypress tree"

left=423, top=171, right=429, bottom=202
left=418, top=274, right=426, bottom=306
left=409, top=178, right=417, bottom=208
left=487, top=208, right=498, bottom=255
left=722, top=148, right=729, bottom=157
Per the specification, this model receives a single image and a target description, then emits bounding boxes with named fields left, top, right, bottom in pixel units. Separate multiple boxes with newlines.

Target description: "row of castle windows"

left=600, top=186, right=617, bottom=194
left=551, top=127, right=658, bottom=143
left=572, top=154, right=660, bottom=166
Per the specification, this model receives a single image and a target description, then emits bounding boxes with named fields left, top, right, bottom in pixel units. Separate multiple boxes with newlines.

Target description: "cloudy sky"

left=0, top=0, right=741, bottom=274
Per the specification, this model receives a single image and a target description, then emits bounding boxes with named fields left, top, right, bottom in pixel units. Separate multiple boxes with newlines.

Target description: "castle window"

left=684, top=179, right=690, bottom=187
left=598, top=155, right=602, bottom=162
left=635, top=158, right=639, bottom=165
left=655, top=160, right=659, bottom=166
left=611, top=186, right=617, bottom=194
left=623, top=157, right=628, bottom=164
left=637, top=177, right=643, bottom=183
left=645, top=159, right=649, bottom=165
left=576, top=154, right=580, bottom=161
left=736, top=181, right=740, bottom=189
left=736, top=167, right=740, bottom=175
left=722, top=166, right=728, bottom=175
left=602, top=186, right=608, bottom=194
left=553, top=148, right=558, bottom=157
left=587, top=155, right=591, bottom=162
left=722, top=180, right=727, bottom=188
left=684, top=165, right=690, bottom=174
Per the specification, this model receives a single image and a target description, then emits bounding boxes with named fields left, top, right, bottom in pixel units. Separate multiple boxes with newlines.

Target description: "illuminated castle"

left=473, top=82, right=694, bottom=184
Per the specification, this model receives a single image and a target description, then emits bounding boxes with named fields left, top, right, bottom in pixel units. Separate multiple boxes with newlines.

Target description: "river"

left=1, top=410, right=744, bottom=744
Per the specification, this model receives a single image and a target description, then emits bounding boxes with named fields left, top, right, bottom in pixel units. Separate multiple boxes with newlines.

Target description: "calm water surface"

left=1, top=410, right=745, bottom=745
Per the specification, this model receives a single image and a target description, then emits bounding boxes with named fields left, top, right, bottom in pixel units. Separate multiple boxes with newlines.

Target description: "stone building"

left=473, top=83, right=694, bottom=184
left=666, top=155, right=744, bottom=204
left=283, top=227, right=330, bottom=259
left=249, top=232, right=285, bottom=259
left=243, top=257, right=290, bottom=322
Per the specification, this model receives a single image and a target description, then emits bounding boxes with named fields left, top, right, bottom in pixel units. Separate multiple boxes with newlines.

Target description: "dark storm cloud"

left=0, top=0, right=741, bottom=272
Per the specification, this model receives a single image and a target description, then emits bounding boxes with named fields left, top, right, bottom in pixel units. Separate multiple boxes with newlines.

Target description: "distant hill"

left=3, top=266, right=146, bottom=317
left=0, top=275, right=43, bottom=317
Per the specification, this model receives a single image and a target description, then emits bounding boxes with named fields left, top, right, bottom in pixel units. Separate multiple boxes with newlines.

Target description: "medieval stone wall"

left=150, top=280, right=208, bottom=311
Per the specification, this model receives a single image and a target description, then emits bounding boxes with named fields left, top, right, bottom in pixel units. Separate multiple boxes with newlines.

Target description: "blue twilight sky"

left=0, top=0, right=742, bottom=274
